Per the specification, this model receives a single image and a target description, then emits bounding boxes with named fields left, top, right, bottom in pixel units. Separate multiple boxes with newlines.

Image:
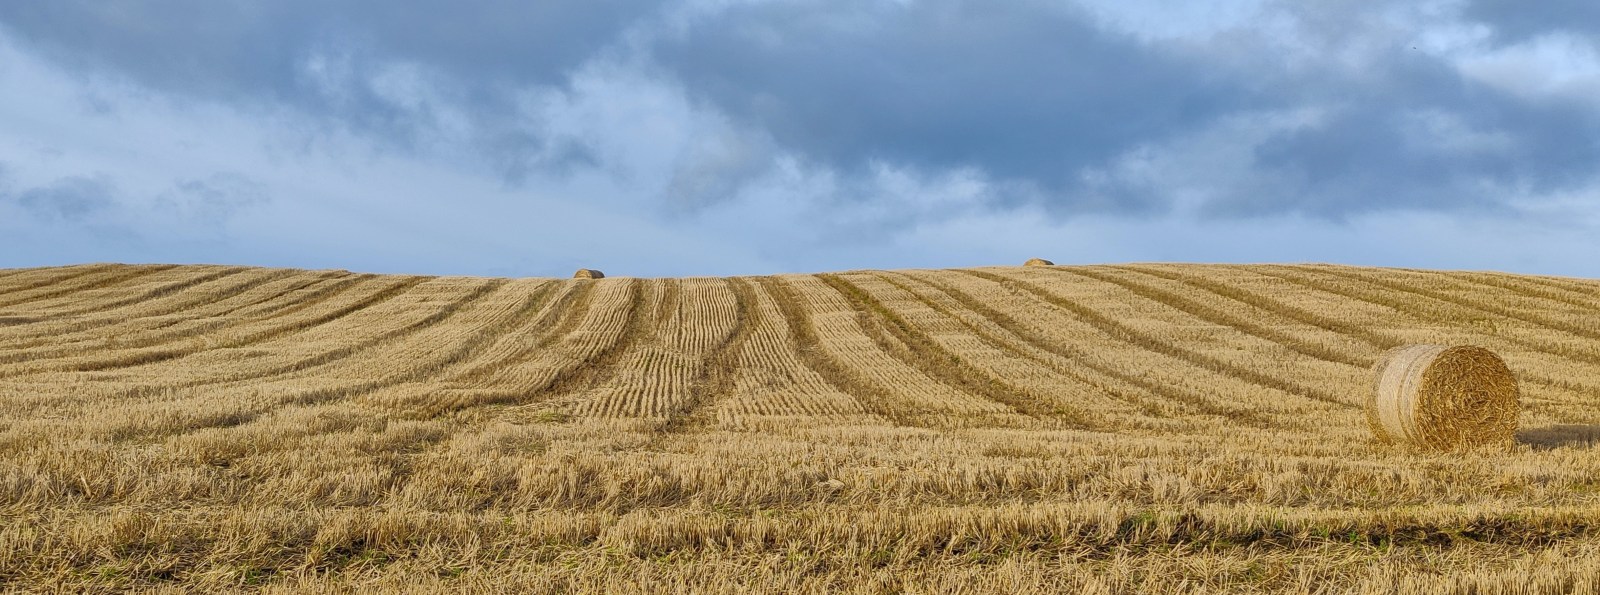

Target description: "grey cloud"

left=1207, top=47, right=1600, bottom=217
left=1240, top=101, right=1600, bottom=218
left=0, top=1, right=657, bottom=182
left=1463, top=0, right=1600, bottom=42
left=158, top=173, right=269, bottom=224
left=5, top=0, right=1600, bottom=232
left=653, top=0, right=1255, bottom=214
left=646, top=0, right=1600, bottom=219
left=7, top=171, right=269, bottom=231
left=13, top=174, right=116, bottom=222
left=665, top=130, right=775, bottom=209
left=488, top=132, right=601, bottom=186
left=0, top=2, right=656, bottom=100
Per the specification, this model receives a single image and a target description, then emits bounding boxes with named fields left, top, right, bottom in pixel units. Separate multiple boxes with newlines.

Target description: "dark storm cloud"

left=0, top=1, right=655, bottom=180
left=0, top=1, right=655, bottom=98
left=1227, top=51, right=1600, bottom=217
left=654, top=1, right=1253, bottom=213
left=1244, top=103, right=1600, bottom=218
left=655, top=1, right=1600, bottom=218
left=2, top=0, right=1598, bottom=225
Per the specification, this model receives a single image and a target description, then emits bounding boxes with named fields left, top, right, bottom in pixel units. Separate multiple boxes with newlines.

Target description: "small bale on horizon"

left=1368, top=344, right=1519, bottom=450
left=573, top=269, right=605, bottom=279
left=1023, top=258, right=1055, bottom=267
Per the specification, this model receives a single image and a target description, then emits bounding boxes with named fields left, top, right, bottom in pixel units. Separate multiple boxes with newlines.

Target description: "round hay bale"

left=573, top=269, right=605, bottom=279
left=1368, top=344, right=1519, bottom=450
left=1023, top=258, right=1055, bottom=267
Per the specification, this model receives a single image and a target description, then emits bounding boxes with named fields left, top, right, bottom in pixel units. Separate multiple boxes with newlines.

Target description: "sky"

left=1, top=0, right=1598, bottom=278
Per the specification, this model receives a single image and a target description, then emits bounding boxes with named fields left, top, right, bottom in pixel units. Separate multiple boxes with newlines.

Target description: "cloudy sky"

left=2, top=1, right=1598, bottom=278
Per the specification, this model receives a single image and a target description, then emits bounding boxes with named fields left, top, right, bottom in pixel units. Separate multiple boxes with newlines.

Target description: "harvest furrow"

left=1248, top=266, right=1600, bottom=410
left=0, top=268, right=34, bottom=283
left=138, top=280, right=562, bottom=437
left=756, top=276, right=989, bottom=425
left=1427, top=269, right=1600, bottom=325
left=1312, top=265, right=1600, bottom=343
left=1125, top=264, right=1600, bottom=403
left=47, top=279, right=545, bottom=442
left=31, top=275, right=425, bottom=381
left=221, top=272, right=370, bottom=320
left=67, top=271, right=376, bottom=350
left=1107, top=265, right=1600, bottom=409
left=204, top=276, right=427, bottom=350
left=1, top=264, right=195, bottom=315
left=0, top=269, right=340, bottom=343
left=848, top=271, right=1129, bottom=426
left=656, top=278, right=758, bottom=433
left=890, top=270, right=1249, bottom=424
left=507, top=279, right=655, bottom=412
left=1443, top=271, right=1600, bottom=313
left=212, top=273, right=346, bottom=317
left=1253, top=266, right=1600, bottom=367
left=0, top=268, right=302, bottom=349
left=571, top=278, right=718, bottom=418
left=5, top=263, right=1600, bottom=595
left=714, top=279, right=870, bottom=422
left=24, top=266, right=250, bottom=318
left=1124, top=265, right=1401, bottom=356
left=0, top=264, right=114, bottom=301
left=162, top=278, right=508, bottom=387
left=0, top=275, right=421, bottom=380
left=962, top=269, right=1355, bottom=409
left=476, top=278, right=639, bottom=391
left=107, top=273, right=374, bottom=354
left=1042, top=267, right=1371, bottom=408
left=1138, top=265, right=1594, bottom=400
left=394, top=279, right=645, bottom=417
left=0, top=265, right=178, bottom=310
left=913, top=270, right=1303, bottom=423
left=313, top=278, right=561, bottom=390
left=1066, top=267, right=1369, bottom=368
left=441, top=281, right=593, bottom=385
left=104, top=284, right=563, bottom=447
left=818, top=273, right=1069, bottom=425
left=1499, top=272, right=1600, bottom=295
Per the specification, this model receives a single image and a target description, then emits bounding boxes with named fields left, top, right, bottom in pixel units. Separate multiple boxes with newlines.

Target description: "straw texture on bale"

left=1368, top=344, right=1519, bottom=450
left=573, top=269, right=605, bottom=279
left=1023, top=258, right=1054, bottom=267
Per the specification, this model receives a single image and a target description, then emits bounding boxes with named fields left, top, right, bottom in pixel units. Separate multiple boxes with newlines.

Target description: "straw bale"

left=573, top=269, right=605, bottom=279
left=1023, top=258, right=1054, bottom=267
left=1368, top=344, right=1519, bottom=450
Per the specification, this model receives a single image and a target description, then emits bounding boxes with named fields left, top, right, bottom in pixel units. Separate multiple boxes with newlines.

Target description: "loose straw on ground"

left=1368, top=344, right=1519, bottom=450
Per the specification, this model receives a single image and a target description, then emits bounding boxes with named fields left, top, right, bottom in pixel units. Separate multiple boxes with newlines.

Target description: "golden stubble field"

left=1, top=262, right=1598, bottom=593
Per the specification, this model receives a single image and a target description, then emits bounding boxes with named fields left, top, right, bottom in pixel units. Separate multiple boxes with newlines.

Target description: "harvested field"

left=2, top=263, right=1599, bottom=593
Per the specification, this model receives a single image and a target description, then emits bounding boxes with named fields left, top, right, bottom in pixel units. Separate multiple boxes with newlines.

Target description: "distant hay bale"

left=573, top=269, right=605, bottom=279
left=1023, top=258, right=1054, bottom=267
left=1368, top=345, right=1519, bottom=450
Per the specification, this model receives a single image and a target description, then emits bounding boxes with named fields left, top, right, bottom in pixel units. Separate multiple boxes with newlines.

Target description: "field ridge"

left=2, top=262, right=1598, bottom=593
